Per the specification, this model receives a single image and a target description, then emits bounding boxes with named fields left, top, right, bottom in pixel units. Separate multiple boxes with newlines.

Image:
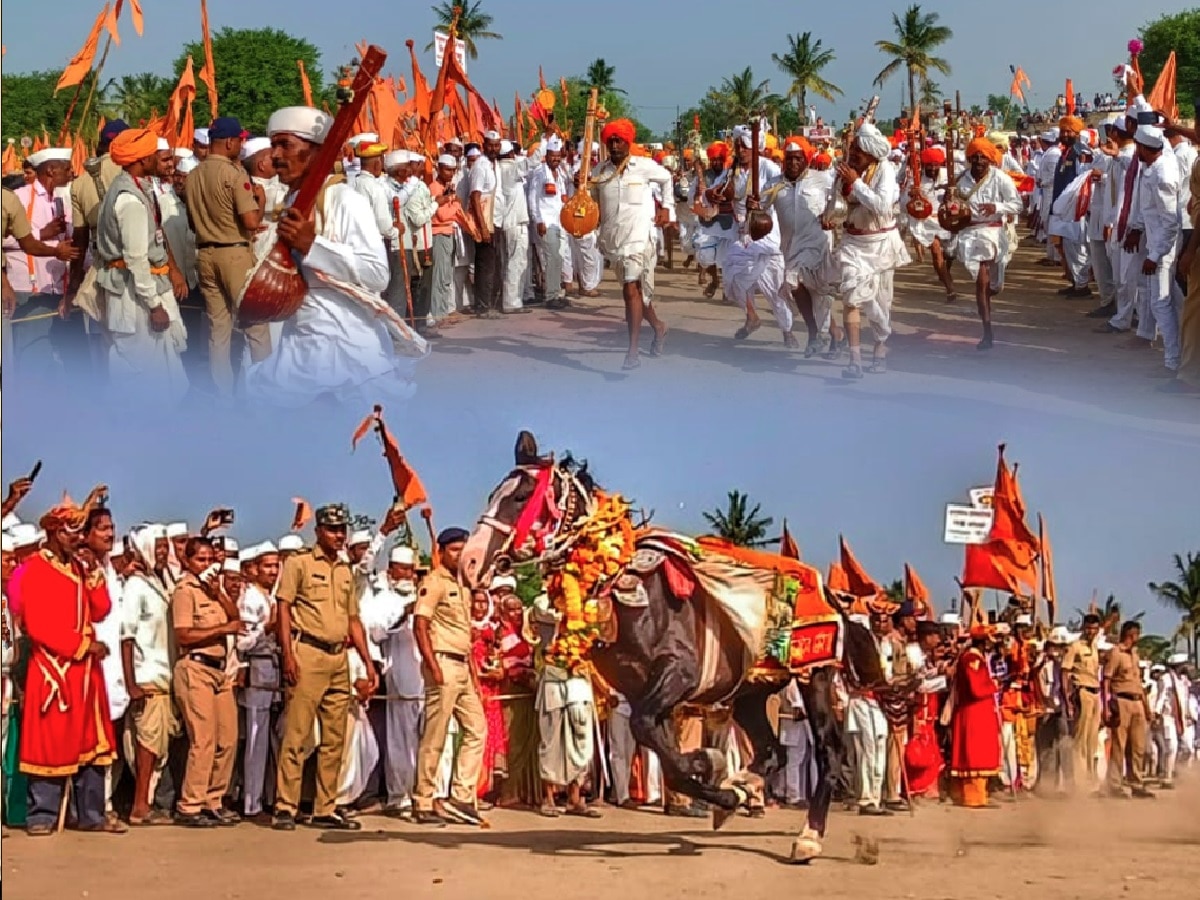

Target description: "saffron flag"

left=159, top=56, right=196, bottom=149
left=55, top=3, right=109, bottom=93
left=839, top=535, right=881, bottom=597
left=826, top=561, right=850, bottom=595
left=128, top=0, right=144, bottom=36
left=904, top=562, right=930, bottom=610
left=960, top=445, right=1040, bottom=593
left=1064, top=79, right=1075, bottom=115
left=1009, top=66, right=1031, bottom=104
left=104, top=1, right=121, bottom=45
left=198, top=0, right=218, bottom=117
left=298, top=59, right=314, bottom=107
left=1147, top=51, right=1178, bottom=120
left=780, top=519, right=801, bottom=560
left=290, top=497, right=313, bottom=532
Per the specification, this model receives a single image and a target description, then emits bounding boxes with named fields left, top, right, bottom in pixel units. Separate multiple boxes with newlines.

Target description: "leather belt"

left=845, top=225, right=897, bottom=236
left=1115, top=692, right=1142, bottom=701
left=197, top=241, right=249, bottom=249
left=1077, top=685, right=1100, bottom=693
left=435, top=651, right=468, bottom=663
left=186, top=652, right=226, bottom=671
left=297, top=632, right=345, bottom=655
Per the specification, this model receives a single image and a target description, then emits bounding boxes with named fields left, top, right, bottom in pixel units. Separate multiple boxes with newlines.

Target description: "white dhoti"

left=102, top=287, right=188, bottom=406
left=606, top=242, right=658, bottom=302
left=1048, top=210, right=1090, bottom=288
left=957, top=224, right=1006, bottom=281
left=502, top=223, right=531, bottom=310
left=724, top=236, right=794, bottom=333
left=570, top=232, right=603, bottom=291
left=536, top=667, right=595, bottom=787
left=385, top=699, right=423, bottom=807
left=811, top=230, right=909, bottom=343
left=336, top=701, right=379, bottom=807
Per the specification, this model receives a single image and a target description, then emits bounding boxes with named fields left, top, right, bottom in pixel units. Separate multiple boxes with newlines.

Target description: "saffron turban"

left=355, top=142, right=388, bottom=159
left=601, top=118, right=636, bottom=145
left=1058, top=116, right=1085, bottom=133
left=783, top=136, right=814, bottom=161
left=812, top=152, right=832, bottom=168
left=920, top=147, right=946, bottom=165
left=39, top=485, right=106, bottom=533
left=706, top=141, right=728, bottom=162
left=966, top=137, right=1002, bottom=165
left=110, top=128, right=160, bottom=166
left=854, top=123, right=891, bottom=161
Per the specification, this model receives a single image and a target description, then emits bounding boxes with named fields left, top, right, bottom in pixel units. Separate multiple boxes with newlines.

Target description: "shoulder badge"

left=418, top=587, right=429, bottom=597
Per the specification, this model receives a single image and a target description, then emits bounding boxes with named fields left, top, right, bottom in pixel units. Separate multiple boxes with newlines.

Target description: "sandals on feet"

left=565, top=806, right=602, bottom=819
left=734, top=321, right=761, bottom=341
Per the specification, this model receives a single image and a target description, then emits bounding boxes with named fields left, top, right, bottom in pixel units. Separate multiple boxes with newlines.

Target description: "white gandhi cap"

left=26, top=148, right=73, bottom=167
left=240, top=136, right=272, bottom=160
left=390, top=546, right=417, bottom=566
left=278, top=534, right=305, bottom=552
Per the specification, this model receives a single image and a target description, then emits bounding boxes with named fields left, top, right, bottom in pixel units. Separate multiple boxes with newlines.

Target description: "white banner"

left=433, top=32, right=467, bottom=74
left=969, top=486, right=994, bottom=509
left=944, top=504, right=994, bottom=545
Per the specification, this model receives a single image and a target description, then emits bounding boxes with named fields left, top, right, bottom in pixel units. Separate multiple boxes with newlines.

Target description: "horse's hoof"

left=790, top=837, right=822, bottom=864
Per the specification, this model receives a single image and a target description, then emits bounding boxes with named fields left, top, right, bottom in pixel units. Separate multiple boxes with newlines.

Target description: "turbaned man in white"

left=528, top=135, right=573, bottom=308
left=94, top=128, right=189, bottom=405
left=244, top=107, right=429, bottom=407
left=592, top=118, right=674, bottom=370
left=816, top=122, right=911, bottom=379
left=954, top=138, right=1023, bottom=350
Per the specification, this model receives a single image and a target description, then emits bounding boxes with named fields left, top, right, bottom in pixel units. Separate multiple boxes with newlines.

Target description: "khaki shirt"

left=1063, top=638, right=1100, bottom=689
left=1104, top=645, right=1144, bottom=698
left=186, top=155, right=259, bottom=244
left=171, top=572, right=230, bottom=660
left=2, top=189, right=32, bottom=242
left=70, top=154, right=122, bottom=230
left=276, top=545, right=357, bottom=645
left=413, top=567, right=471, bottom=657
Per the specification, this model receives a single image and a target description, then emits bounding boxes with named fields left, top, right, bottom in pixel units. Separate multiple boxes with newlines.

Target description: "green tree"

left=429, top=0, right=502, bottom=60
left=883, top=579, right=906, bottom=605
left=1070, top=594, right=1144, bottom=637
left=702, top=490, right=776, bottom=548
left=1, top=70, right=101, bottom=141
left=716, top=67, right=782, bottom=123
left=919, top=78, right=943, bottom=109
left=585, top=58, right=624, bottom=95
left=771, top=32, right=842, bottom=115
left=556, top=76, right=648, bottom=144
left=100, top=73, right=174, bottom=125
left=1149, top=552, right=1200, bottom=664
left=1139, top=8, right=1200, bottom=112
left=873, top=4, right=954, bottom=114
left=175, top=27, right=326, bottom=134
left=1137, top=633, right=1173, bottom=665
left=986, top=93, right=1020, bottom=130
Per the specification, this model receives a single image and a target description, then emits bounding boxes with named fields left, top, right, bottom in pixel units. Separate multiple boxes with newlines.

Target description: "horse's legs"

left=791, top=671, right=841, bottom=863
left=731, top=686, right=786, bottom=780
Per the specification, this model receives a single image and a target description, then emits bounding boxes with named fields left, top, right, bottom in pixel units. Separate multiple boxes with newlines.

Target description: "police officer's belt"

left=436, top=651, right=467, bottom=663
left=197, top=241, right=250, bottom=249
left=187, top=652, right=226, bottom=671
left=297, top=632, right=344, bottom=655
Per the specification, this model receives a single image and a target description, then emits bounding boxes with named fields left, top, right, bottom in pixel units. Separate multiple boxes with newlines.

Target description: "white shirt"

left=96, top=561, right=129, bottom=720
left=527, top=161, right=570, bottom=227
left=498, top=158, right=530, bottom=228
left=764, top=169, right=834, bottom=272
left=1172, top=141, right=1197, bottom=230
left=468, top=156, right=502, bottom=228
left=956, top=167, right=1023, bottom=226
left=351, top=171, right=399, bottom=246
left=593, top=155, right=676, bottom=258
left=1129, top=151, right=1181, bottom=264
left=119, top=571, right=174, bottom=692
left=711, top=158, right=783, bottom=225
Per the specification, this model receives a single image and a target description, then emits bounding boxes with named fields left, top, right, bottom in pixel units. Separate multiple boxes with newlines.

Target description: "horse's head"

left=460, top=431, right=598, bottom=590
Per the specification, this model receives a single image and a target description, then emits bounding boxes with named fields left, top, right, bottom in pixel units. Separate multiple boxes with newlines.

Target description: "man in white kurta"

left=93, top=129, right=188, bottom=405
left=244, top=107, right=429, bottom=407
left=955, top=140, right=1023, bottom=349
left=593, top=119, right=675, bottom=369
left=905, top=147, right=958, bottom=302
left=236, top=543, right=282, bottom=821
left=528, top=136, right=572, bottom=307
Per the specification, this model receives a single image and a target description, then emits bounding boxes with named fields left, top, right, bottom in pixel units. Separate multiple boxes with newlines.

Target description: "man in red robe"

left=949, top=626, right=1002, bottom=808
left=18, top=489, right=120, bottom=835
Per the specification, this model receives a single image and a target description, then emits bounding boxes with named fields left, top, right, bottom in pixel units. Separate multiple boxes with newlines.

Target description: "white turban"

left=129, top=524, right=165, bottom=568
left=490, top=574, right=518, bottom=592
left=466, top=147, right=482, bottom=159
left=499, top=139, right=514, bottom=155
left=545, top=135, right=563, bottom=153
left=0, top=534, right=13, bottom=553
left=390, top=546, right=416, bottom=566
left=165, top=522, right=189, bottom=538
left=267, top=107, right=334, bottom=145
left=240, top=136, right=272, bottom=160
left=731, top=124, right=765, bottom=152
left=854, top=123, right=891, bottom=160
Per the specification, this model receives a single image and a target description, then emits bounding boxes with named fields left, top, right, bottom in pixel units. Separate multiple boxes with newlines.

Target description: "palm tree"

left=771, top=32, right=842, bottom=115
left=702, top=490, right=776, bottom=548
left=1137, top=634, right=1173, bottom=665
left=883, top=579, right=905, bottom=605
left=1071, top=594, right=1144, bottom=638
left=427, top=1, right=502, bottom=60
left=101, top=73, right=172, bottom=123
left=918, top=77, right=942, bottom=108
left=585, top=58, right=625, bottom=95
left=715, top=67, right=780, bottom=123
left=1149, top=552, right=1200, bottom=663
left=873, top=4, right=954, bottom=114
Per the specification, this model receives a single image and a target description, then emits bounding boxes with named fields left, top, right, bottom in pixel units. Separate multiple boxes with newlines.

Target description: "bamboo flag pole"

left=75, top=33, right=116, bottom=142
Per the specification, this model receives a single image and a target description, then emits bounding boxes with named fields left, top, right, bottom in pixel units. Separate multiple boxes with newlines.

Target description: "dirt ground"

left=3, top=777, right=1195, bottom=900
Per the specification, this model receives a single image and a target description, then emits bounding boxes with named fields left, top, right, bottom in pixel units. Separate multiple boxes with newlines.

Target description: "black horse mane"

left=558, top=452, right=599, bottom=496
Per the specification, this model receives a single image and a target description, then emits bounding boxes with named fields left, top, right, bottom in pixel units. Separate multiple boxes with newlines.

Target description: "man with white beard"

left=236, top=542, right=282, bottom=823
left=360, top=546, right=424, bottom=815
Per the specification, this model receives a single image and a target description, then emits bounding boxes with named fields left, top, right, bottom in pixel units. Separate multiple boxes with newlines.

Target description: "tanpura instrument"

left=937, top=93, right=973, bottom=234
left=821, top=94, right=880, bottom=227
left=904, top=103, right=934, bottom=220
left=236, top=46, right=387, bottom=327
left=746, top=114, right=773, bottom=241
left=560, top=87, right=601, bottom=239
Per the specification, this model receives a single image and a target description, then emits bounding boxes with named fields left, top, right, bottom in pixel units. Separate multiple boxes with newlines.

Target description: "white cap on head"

left=1047, top=626, right=1071, bottom=645
left=267, top=107, right=334, bottom=145
left=26, top=148, right=73, bottom=168
left=384, top=150, right=407, bottom=169
left=499, top=139, right=514, bottom=155
left=194, top=128, right=211, bottom=145
left=1134, top=125, right=1164, bottom=150
left=1, top=513, right=20, bottom=532
left=222, top=557, right=242, bottom=573
left=545, top=135, right=563, bottom=153
left=483, top=130, right=501, bottom=141
left=241, top=542, right=262, bottom=561
left=389, top=546, right=417, bottom=566
left=219, top=538, right=239, bottom=554
left=173, top=147, right=195, bottom=159
left=166, top=522, right=188, bottom=538
left=444, top=137, right=463, bottom=148
left=251, top=541, right=278, bottom=559
left=1097, top=637, right=1114, bottom=651
left=490, top=574, right=518, bottom=592
left=1168, top=652, right=1188, bottom=666
left=349, top=529, right=372, bottom=547
left=1040, top=130, right=1058, bottom=143
left=1014, top=614, right=1033, bottom=626
left=940, top=612, right=961, bottom=626
left=347, top=132, right=379, bottom=148
left=240, top=136, right=272, bottom=160
left=437, top=153, right=457, bottom=168
left=156, top=138, right=170, bottom=152
left=1, top=534, right=14, bottom=553
left=466, top=147, right=482, bottom=159
left=177, top=156, right=199, bottom=174
left=278, top=534, right=305, bottom=552
left=408, top=150, right=425, bottom=161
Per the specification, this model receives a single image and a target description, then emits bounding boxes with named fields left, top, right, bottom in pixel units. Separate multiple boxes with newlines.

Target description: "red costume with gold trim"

left=949, top=646, right=1001, bottom=777
left=18, top=550, right=116, bottom=777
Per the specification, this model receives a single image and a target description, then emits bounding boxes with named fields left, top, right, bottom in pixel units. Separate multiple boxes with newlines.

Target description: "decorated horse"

left=460, top=432, right=891, bottom=863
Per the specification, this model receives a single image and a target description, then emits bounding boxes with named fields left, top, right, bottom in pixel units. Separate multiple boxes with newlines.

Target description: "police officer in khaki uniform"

left=1103, top=620, right=1154, bottom=799
left=272, top=503, right=375, bottom=831
left=184, top=116, right=270, bottom=397
left=1064, top=613, right=1103, bottom=781
left=412, top=527, right=486, bottom=827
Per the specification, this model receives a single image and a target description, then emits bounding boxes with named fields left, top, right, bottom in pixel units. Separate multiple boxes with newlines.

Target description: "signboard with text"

left=944, top=504, right=994, bottom=545
left=433, top=32, right=467, bottom=74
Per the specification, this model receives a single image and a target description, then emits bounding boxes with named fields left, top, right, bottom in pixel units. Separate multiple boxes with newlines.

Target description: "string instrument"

left=937, top=93, right=973, bottom=234
left=904, top=103, right=934, bottom=220
left=237, top=46, right=386, bottom=326
left=560, top=87, right=600, bottom=238
left=746, top=114, right=773, bottom=240
left=822, top=94, right=880, bottom=227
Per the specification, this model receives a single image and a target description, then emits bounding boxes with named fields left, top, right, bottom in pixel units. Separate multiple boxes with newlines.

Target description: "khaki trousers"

left=885, top=724, right=907, bottom=802
left=1074, top=689, right=1101, bottom=778
left=413, top=657, right=485, bottom=810
left=275, top=641, right=351, bottom=817
left=174, top=659, right=238, bottom=815
left=196, top=245, right=271, bottom=396
left=1178, top=249, right=1200, bottom=387
left=1106, top=697, right=1147, bottom=793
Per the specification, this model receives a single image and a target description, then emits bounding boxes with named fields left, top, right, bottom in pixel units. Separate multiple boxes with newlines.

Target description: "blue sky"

left=3, top=367, right=1198, bottom=636
left=0, top=0, right=1177, bottom=132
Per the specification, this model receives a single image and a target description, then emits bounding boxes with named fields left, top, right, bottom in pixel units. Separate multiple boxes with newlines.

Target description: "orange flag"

left=298, top=59, right=314, bottom=107
left=290, top=497, right=313, bottom=532
left=1147, top=51, right=1178, bottom=120
left=55, top=3, right=109, bottom=93
left=961, top=445, right=1039, bottom=593
left=839, top=535, right=880, bottom=597
left=1, top=140, right=18, bottom=175
left=538, top=66, right=547, bottom=91
left=1009, top=66, right=1031, bottom=104
left=826, top=561, right=850, bottom=595
left=779, top=519, right=801, bottom=560
left=352, top=406, right=429, bottom=509
left=425, top=20, right=471, bottom=157
left=71, top=133, right=88, bottom=177
left=104, top=1, right=121, bottom=45
left=1064, top=79, right=1075, bottom=115
left=560, top=76, right=570, bottom=107
left=198, top=0, right=218, bottom=118
left=406, top=40, right=432, bottom=127
left=127, top=0, right=144, bottom=36
left=1038, top=513, right=1057, bottom=624
left=159, top=56, right=196, bottom=148
left=903, top=563, right=930, bottom=609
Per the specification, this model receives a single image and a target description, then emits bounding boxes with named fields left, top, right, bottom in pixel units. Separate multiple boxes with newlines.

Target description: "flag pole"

left=75, top=33, right=116, bottom=142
